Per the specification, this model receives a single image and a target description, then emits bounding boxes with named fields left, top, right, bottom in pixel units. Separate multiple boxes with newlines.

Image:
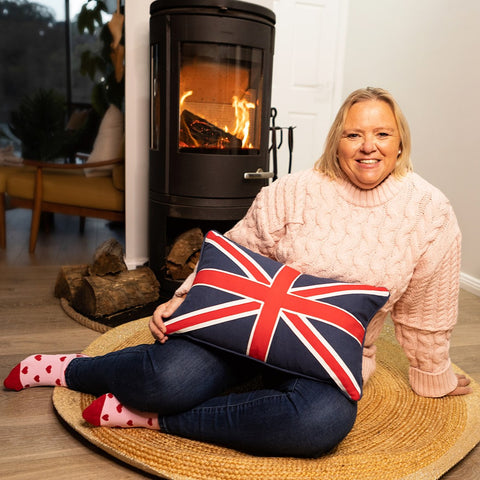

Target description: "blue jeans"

left=66, top=337, right=357, bottom=457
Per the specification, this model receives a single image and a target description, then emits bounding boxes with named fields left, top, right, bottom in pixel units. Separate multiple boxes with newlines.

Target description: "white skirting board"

left=460, top=272, right=480, bottom=297
left=125, top=257, right=149, bottom=270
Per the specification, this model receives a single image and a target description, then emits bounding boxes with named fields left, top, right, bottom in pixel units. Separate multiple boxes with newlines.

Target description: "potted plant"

left=77, top=0, right=125, bottom=116
left=5, top=88, right=82, bottom=161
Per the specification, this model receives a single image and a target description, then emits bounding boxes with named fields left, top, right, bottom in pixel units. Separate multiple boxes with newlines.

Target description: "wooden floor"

left=1, top=208, right=479, bottom=479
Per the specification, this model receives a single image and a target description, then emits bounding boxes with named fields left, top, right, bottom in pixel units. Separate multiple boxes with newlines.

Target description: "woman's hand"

left=446, top=374, right=472, bottom=396
left=149, top=295, right=185, bottom=343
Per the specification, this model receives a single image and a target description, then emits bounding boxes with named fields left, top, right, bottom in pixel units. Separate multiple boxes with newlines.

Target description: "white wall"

left=124, top=0, right=150, bottom=268
left=342, top=0, right=480, bottom=294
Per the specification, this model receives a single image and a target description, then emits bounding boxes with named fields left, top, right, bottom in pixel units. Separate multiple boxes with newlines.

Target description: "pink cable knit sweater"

left=178, top=169, right=461, bottom=398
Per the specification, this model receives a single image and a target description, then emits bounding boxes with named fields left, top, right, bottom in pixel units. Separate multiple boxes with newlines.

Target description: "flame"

left=231, top=96, right=255, bottom=148
left=180, top=90, right=193, bottom=108
left=179, top=90, right=255, bottom=148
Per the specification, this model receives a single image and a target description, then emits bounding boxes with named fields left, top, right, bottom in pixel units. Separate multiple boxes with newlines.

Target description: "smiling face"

left=337, top=100, right=401, bottom=190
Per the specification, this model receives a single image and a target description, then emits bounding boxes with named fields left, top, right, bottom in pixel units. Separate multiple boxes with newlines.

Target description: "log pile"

left=55, top=239, right=160, bottom=318
left=166, top=228, right=203, bottom=280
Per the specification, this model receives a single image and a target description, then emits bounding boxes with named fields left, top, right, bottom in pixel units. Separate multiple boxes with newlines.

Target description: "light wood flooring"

left=1, top=208, right=479, bottom=479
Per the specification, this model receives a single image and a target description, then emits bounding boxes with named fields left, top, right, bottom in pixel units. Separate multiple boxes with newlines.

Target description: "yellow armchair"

left=5, top=157, right=125, bottom=253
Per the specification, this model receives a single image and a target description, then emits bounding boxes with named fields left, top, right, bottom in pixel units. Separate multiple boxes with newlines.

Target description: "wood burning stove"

left=149, top=0, right=276, bottom=292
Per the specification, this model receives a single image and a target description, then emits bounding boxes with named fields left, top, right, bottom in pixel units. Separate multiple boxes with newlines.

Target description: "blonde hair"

left=314, top=87, right=412, bottom=179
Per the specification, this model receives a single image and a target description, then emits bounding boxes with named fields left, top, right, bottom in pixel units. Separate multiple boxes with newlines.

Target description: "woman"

left=4, top=87, right=471, bottom=457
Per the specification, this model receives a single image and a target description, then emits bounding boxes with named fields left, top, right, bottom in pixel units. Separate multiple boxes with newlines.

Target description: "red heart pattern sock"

left=82, top=393, right=159, bottom=430
left=3, top=353, right=87, bottom=391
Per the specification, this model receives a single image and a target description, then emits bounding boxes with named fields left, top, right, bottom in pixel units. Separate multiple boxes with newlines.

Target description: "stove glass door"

left=178, top=42, right=263, bottom=155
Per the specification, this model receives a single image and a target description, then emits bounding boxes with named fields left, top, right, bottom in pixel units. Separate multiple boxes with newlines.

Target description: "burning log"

left=166, top=227, right=203, bottom=280
left=179, top=109, right=242, bottom=149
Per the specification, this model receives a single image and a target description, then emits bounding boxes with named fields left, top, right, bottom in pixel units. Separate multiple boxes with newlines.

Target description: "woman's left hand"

left=446, top=374, right=473, bottom=396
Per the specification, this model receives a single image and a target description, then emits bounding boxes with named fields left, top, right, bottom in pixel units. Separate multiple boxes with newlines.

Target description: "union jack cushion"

left=165, top=230, right=390, bottom=401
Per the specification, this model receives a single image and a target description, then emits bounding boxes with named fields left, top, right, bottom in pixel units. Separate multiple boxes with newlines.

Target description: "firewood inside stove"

left=179, top=109, right=242, bottom=149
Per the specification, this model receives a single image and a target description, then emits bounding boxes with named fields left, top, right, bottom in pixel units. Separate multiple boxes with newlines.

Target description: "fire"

left=231, top=96, right=255, bottom=148
left=180, top=90, right=193, bottom=108
left=179, top=90, right=255, bottom=149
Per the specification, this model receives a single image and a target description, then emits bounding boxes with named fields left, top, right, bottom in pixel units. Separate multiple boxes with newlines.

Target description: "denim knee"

left=116, top=339, right=249, bottom=414
left=288, top=391, right=358, bottom=457
left=256, top=379, right=358, bottom=457
left=113, top=348, right=204, bottom=413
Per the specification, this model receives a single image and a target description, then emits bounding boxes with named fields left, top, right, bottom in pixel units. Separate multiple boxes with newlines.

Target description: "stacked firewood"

left=54, top=239, right=159, bottom=318
left=165, top=228, right=204, bottom=280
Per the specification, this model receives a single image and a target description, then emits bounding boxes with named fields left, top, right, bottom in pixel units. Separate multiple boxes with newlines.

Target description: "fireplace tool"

left=269, top=107, right=296, bottom=180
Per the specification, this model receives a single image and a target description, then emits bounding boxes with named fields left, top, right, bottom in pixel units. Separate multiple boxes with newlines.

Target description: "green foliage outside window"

left=7, top=88, right=83, bottom=161
left=77, top=0, right=124, bottom=116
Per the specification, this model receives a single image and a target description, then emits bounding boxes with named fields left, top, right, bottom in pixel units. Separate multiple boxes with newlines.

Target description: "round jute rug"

left=52, top=318, right=480, bottom=480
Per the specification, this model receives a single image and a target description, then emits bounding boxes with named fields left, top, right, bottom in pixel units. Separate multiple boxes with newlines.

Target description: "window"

left=0, top=0, right=115, bottom=149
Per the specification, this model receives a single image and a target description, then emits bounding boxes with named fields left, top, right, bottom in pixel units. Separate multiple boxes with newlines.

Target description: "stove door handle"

left=244, top=169, right=275, bottom=180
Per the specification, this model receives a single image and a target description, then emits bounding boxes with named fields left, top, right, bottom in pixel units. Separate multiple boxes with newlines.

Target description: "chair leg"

left=29, top=168, right=43, bottom=253
left=0, top=193, right=6, bottom=249
left=29, top=204, right=42, bottom=253
left=79, top=216, right=86, bottom=233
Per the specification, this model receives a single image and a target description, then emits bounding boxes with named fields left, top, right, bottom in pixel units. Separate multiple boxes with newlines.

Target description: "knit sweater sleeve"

left=392, top=197, right=461, bottom=398
left=225, top=173, right=305, bottom=257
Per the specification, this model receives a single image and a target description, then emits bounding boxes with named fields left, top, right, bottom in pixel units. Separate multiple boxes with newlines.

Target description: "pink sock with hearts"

left=82, top=393, right=159, bottom=430
left=3, top=353, right=87, bottom=391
